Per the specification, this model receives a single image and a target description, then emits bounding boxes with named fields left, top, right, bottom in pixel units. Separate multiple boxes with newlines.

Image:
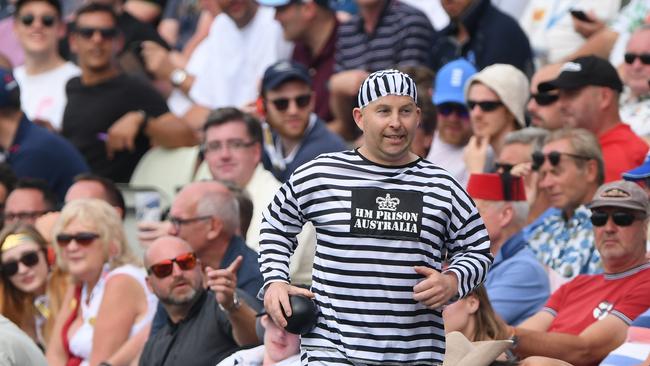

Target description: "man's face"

left=528, top=68, right=564, bottom=130
left=623, top=29, right=650, bottom=97
left=4, top=188, right=47, bottom=225
left=70, top=11, right=120, bottom=74
left=13, top=1, right=63, bottom=56
left=264, top=80, right=314, bottom=142
left=440, top=0, right=473, bottom=19
left=261, top=314, right=300, bottom=363
left=537, top=138, right=593, bottom=212
left=436, top=102, right=472, bottom=146
left=204, top=121, right=261, bottom=188
left=354, top=95, right=420, bottom=166
left=467, top=83, right=513, bottom=139
left=592, top=207, right=647, bottom=267
left=146, top=240, right=203, bottom=307
left=557, top=86, right=600, bottom=132
left=274, top=3, right=309, bottom=42
left=168, top=190, right=211, bottom=253
left=65, top=181, right=107, bottom=203
left=216, top=0, right=257, bottom=28
left=475, top=199, right=502, bottom=248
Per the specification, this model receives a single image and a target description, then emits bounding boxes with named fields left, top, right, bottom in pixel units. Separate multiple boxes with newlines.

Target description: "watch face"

left=171, top=69, right=187, bottom=86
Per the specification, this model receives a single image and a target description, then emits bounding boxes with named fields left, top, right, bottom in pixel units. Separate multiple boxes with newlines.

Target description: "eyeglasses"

left=624, top=53, right=650, bottom=65
left=55, top=232, right=100, bottom=247
left=19, top=14, right=56, bottom=27
left=590, top=211, right=646, bottom=227
left=1, top=250, right=41, bottom=277
left=466, top=100, right=504, bottom=112
left=148, top=252, right=197, bottom=278
left=530, top=93, right=559, bottom=106
left=268, top=94, right=311, bottom=112
left=3, top=210, right=49, bottom=223
left=169, top=215, right=213, bottom=231
left=531, top=150, right=592, bottom=171
left=75, top=27, right=118, bottom=40
left=201, top=139, right=256, bottom=154
left=437, top=103, right=469, bottom=119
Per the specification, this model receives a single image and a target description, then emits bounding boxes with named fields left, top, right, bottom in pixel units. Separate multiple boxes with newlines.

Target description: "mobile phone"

left=570, top=9, right=593, bottom=23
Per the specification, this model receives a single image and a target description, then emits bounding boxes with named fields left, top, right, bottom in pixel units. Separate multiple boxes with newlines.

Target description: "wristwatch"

left=169, top=68, right=188, bottom=87
left=219, top=291, right=241, bottom=314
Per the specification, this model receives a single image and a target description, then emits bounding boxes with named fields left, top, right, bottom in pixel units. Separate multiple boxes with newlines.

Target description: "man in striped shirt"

left=259, top=69, right=492, bottom=365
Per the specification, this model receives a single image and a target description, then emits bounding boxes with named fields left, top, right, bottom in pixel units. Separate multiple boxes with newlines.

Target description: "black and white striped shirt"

left=335, top=0, right=435, bottom=73
left=259, top=150, right=492, bottom=364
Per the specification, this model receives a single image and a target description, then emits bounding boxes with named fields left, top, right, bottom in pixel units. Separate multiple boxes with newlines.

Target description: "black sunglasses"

left=148, top=252, right=197, bottom=278
left=624, top=53, right=650, bottom=65
left=268, top=94, right=311, bottom=112
left=56, top=232, right=100, bottom=247
left=19, top=14, right=56, bottom=27
left=75, top=27, right=118, bottom=40
left=530, top=93, right=559, bottom=106
left=1, top=250, right=41, bottom=277
left=590, top=211, right=646, bottom=227
left=437, top=103, right=469, bottom=119
left=531, top=150, right=591, bottom=171
left=467, top=100, right=503, bottom=112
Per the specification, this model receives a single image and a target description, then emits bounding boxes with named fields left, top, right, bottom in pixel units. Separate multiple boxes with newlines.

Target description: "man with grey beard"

left=139, top=236, right=260, bottom=366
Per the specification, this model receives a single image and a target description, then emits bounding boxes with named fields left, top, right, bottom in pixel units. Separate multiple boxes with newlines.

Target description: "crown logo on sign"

left=376, top=194, right=400, bottom=211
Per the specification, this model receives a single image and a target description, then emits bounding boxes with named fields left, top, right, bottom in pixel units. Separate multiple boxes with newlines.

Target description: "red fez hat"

left=467, top=173, right=526, bottom=201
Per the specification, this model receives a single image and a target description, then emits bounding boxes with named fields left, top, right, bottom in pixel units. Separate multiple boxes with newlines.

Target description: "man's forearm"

left=514, top=327, right=599, bottom=365
left=228, top=302, right=261, bottom=346
left=146, top=112, right=198, bottom=147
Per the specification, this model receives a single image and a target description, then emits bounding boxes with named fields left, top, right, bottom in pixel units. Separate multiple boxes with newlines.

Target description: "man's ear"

left=352, top=107, right=364, bottom=132
left=206, top=217, right=223, bottom=240
left=500, top=203, right=514, bottom=228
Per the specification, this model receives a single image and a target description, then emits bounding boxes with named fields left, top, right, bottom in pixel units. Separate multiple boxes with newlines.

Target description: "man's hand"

left=263, top=282, right=314, bottom=328
left=141, top=40, right=175, bottom=81
left=206, top=255, right=243, bottom=311
left=137, top=220, right=172, bottom=248
left=412, top=266, right=458, bottom=309
left=463, top=136, right=489, bottom=174
left=572, top=11, right=606, bottom=38
left=105, top=111, right=146, bottom=159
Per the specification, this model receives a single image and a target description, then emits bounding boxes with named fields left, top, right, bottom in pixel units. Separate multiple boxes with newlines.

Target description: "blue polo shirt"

left=7, top=116, right=89, bottom=203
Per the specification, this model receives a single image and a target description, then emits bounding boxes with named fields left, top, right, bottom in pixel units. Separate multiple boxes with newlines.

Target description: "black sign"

left=350, top=188, right=423, bottom=241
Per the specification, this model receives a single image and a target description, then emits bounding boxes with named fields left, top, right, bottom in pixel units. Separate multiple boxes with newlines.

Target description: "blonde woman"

left=0, top=223, right=67, bottom=349
left=46, top=199, right=157, bottom=366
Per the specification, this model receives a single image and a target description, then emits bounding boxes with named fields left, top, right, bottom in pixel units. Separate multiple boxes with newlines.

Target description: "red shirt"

left=599, top=123, right=649, bottom=182
left=545, top=263, right=650, bottom=335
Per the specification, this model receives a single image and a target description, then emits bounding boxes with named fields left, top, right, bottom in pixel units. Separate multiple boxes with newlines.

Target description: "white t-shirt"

left=13, top=62, right=80, bottom=130
left=188, top=6, right=293, bottom=109
left=426, top=132, right=469, bottom=188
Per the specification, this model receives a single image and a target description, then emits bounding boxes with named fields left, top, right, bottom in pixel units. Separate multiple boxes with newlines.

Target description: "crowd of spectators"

left=1, top=0, right=650, bottom=365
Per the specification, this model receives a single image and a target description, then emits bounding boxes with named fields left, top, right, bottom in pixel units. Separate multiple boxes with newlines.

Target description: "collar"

left=459, top=0, right=490, bottom=36
left=8, top=115, right=32, bottom=156
left=492, top=230, right=526, bottom=268
left=222, top=235, right=247, bottom=269
left=355, top=0, right=392, bottom=35
left=604, top=262, right=650, bottom=280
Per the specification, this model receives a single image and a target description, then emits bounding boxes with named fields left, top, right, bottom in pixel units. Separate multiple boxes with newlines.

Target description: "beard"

left=159, top=280, right=201, bottom=306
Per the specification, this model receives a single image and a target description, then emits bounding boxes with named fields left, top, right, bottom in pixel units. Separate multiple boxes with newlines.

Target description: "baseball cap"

left=261, top=60, right=312, bottom=93
left=433, top=59, right=477, bottom=106
left=0, top=68, right=20, bottom=109
left=465, top=64, right=529, bottom=128
left=588, top=180, right=650, bottom=214
left=539, top=56, right=623, bottom=93
left=256, top=0, right=330, bottom=7
left=623, top=154, right=650, bottom=181
left=466, top=173, right=526, bottom=201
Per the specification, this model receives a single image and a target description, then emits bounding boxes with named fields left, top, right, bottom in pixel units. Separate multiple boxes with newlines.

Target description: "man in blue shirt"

left=467, top=172, right=550, bottom=325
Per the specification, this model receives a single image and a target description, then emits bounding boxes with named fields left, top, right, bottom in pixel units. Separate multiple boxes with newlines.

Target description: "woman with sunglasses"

left=46, top=199, right=157, bottom=366
left=0, top=223, right=68, bottom=350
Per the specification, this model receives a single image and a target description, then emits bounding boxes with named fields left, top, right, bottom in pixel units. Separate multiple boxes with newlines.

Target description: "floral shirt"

left=528, top=205, right=602, bottom=279
left=621, top=87, right=650, bottom=138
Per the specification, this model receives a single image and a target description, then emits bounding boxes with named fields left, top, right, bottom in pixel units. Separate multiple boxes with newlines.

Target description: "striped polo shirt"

left=259, top=150, right=492, bottom=364
left=335, top=0, right=435, bottom=73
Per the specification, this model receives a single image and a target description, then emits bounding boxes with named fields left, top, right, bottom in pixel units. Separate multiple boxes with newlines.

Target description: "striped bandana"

left=357, top=69, right=417, bottom=108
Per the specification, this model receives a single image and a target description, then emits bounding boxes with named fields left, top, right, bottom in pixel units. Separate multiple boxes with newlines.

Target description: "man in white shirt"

left=12, top=0, right=80, bottom=130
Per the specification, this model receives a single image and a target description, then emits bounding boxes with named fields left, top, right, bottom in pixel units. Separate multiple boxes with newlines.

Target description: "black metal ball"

left=283, top=294, right=318, bottom=335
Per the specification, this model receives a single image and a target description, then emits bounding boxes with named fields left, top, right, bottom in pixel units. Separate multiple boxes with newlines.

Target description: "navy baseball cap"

left=433, top=59, right=477, bottom=106
left=0, top=68, right=20, bottom=109
left=257, top=0, right=330, bottom=7
left=261, top=60, right=312, bottom=93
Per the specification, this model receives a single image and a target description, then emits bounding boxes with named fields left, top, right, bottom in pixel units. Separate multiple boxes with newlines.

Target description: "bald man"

left=527, top=63, right=564, bottom=130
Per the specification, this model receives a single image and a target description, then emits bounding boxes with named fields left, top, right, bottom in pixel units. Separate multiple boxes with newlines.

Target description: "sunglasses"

left=19, top=14, right=56, bottom=27
left=148, top=252, right=197, bottom=278
left=268, top=94, right=311, bottom=112
left=1, top=250, right=41, bottom=277
left=437, top=103, right=469, bottom=119
left=531, top=150, right=591, bottom=171
left=75, top=27, right=118, bottom=40
left=590, top=211, right=645, bottom=227
left=55, top=232, right=100, bottom=247
left=624, top=53, right=650, bottom=65
left=467, top=100, right=503, bottom=112
left=530, top=93, right=559, bottom=106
